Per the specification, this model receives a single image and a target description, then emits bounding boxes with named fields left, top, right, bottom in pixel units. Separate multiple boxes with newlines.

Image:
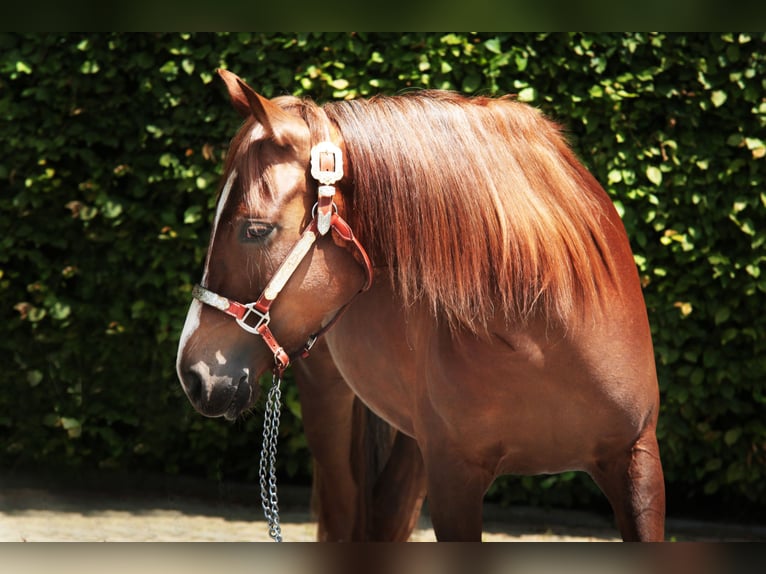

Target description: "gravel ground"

left=1, top=474, right=764, bottom=542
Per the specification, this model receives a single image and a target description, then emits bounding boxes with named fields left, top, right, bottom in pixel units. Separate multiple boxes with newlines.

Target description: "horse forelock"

left=320, top=91, right=619, bottom=331
left=220, top=98, right=329, bottom=218
left=219, top=117, right=274, bottom=218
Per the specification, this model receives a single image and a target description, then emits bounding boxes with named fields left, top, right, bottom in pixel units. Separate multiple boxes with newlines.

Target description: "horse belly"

left=326, top=285, right=659, bottom=479
left=427, top=320, right=659, bottom=476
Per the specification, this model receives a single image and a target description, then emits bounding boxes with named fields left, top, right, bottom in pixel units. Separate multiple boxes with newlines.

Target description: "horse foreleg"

left=295, top=346, right=420, bottom=541
left=294, top=368, right=360, bottom=541
left=590, top=429, right=666, bottom=541
left=422, top=446, right=492, bottom=541
left=371, top=431, right=427, bottom=540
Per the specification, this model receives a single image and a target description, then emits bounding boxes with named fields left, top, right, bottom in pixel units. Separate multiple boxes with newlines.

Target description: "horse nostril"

left=236, top=373, right=251, bottom=400
left=183, top=368, right=203, bottom=405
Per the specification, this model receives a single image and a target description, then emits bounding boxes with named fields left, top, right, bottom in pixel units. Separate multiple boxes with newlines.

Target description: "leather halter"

left=191, top=141, right=373, bottom=374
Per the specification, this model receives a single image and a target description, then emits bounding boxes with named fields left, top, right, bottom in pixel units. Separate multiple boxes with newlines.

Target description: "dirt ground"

left=2, top=474, right=764, bottom=542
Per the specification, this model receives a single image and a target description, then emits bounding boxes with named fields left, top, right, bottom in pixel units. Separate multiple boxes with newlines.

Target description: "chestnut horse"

left=176, top=69, right=665, bottom=541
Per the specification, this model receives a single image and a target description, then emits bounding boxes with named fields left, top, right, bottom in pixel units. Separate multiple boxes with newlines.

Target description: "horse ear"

left=217, top=68, right=296, bottom=145
left=217, top=68, right=253, bottom=118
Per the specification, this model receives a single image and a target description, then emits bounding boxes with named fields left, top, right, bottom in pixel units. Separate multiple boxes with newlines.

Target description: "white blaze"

left=177, top=170, right=238, bottom=375
left=202, top=169, right=238, bottom=285
left=176, top=298, right=203, bottom=378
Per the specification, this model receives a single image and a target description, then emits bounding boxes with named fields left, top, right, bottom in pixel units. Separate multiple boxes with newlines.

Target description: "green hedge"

left=1, top=33, right=764, bottom=519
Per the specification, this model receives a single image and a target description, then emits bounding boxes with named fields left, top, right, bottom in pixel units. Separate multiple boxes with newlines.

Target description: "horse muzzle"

left=180, top=362, right=258, bottom=421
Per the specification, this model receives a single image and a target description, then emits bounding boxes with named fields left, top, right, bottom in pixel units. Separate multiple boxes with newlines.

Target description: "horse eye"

left=243, top=221, right=275, bottom=241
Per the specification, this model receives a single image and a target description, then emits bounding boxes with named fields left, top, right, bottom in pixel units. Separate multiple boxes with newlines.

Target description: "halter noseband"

left=191, top=141, right=373, bottom=374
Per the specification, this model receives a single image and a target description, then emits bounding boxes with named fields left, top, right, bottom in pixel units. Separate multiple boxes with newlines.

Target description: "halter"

left=191, top=141, right=373, bottom=374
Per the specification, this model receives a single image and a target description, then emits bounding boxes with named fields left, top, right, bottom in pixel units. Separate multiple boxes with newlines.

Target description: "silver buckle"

left=236, top=303, right=270, bottom=335
left=310, top=141, right=343, bottom=185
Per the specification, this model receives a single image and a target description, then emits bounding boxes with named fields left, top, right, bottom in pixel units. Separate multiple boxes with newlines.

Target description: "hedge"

left=1, top=33, right=764, bottom=519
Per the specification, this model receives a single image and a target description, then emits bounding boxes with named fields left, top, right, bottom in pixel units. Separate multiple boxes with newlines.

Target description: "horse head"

left=176, top=70, right=370, bottom=420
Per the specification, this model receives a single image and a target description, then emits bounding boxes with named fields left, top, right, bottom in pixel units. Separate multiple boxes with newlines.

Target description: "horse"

left=176, top=68, right=665, bottom=541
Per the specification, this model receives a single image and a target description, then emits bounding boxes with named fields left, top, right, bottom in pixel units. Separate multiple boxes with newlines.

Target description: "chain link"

left=259, top=370, right=283, bottom=542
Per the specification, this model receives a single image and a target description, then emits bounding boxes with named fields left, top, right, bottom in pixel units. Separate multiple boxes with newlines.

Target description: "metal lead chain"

left=259, top=370, right=283, bottom=542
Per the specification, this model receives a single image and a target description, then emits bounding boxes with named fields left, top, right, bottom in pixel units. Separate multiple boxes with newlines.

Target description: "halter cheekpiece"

left=191, top=141, right=373, bottom=375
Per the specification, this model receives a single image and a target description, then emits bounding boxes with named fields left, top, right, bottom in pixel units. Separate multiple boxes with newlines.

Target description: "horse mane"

left=322, top=91, right=619, bottom=330
left=230, top=91, right=619, bottom=331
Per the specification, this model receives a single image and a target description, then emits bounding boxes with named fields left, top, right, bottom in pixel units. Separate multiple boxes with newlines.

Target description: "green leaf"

left=726, top=133, right=744, bottom=147
left=646, top=166, right=663, bottom=186
left=60, top=417, right=82, bottom=439
left=589, top=84, right=604, bottom=98
left=60, top=417, right=80, bottom=430
left=721, top=328, right=739, bottom=345
left=517, top=87, right=536, bottom=102
left=441, top=33, right=464, bottom=45
left=184, top=205, right=202, bottom=224
left=705, top=458, right=722, bottom=471
left=690, top=368, right=705, bottom=385
left=711, top=90, right=727, bottom=108
left=81, top=60, right=100, bottom=75
left=28, top=306, right=46, bottom=322
left=50, top=302, right=71, bottom=320
left=103, top=200, right=123, bottom=219
left=461, top=74, right=482, bottom=93
left=329, top=78, right=349, bottom=90
left=16, top=61, right=32, bottom=74
left=485, top=38, right=502, bottom=54
left=714, top=307, right=730, bottom=325
left=724, top=428, right=742, bottom=446
left=160, top=60, right=178, bottom=75
left=26, top=370, right=43, bottom=387
left=43, top=414, right=59, bottom=427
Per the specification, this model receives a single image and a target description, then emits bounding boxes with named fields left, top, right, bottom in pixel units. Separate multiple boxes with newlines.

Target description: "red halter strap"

left=192, top=142, right=373, bottom=373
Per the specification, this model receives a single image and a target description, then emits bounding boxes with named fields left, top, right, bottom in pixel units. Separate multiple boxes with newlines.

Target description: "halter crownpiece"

left=310, top=141, right=343, bottom=236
